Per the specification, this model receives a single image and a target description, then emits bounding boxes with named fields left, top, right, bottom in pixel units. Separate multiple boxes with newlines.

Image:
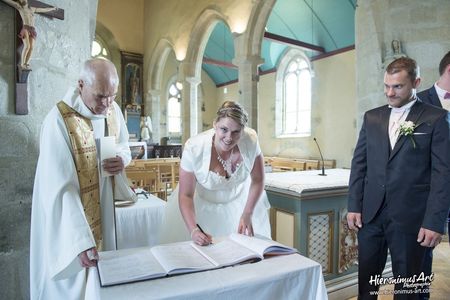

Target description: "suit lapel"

left=389, top=100, right=425, bottom=161
left=379, top=106, right=391, bottom=159
left=429, top=88, right=442, bottom=107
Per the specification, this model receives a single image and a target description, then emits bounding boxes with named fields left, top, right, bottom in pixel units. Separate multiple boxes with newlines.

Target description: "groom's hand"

left=347, top=212, right=362, bottom=231
left=417, top=228, right=442, bottom=247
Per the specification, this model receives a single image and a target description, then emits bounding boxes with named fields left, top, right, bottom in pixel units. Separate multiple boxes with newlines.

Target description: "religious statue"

left=2, top=0, right=58, bottom=70
left=140, top=116, right=153, bottom=144
left=382, top=39, right=407, bottom=69
left=128, top=64, right=140, bottom=104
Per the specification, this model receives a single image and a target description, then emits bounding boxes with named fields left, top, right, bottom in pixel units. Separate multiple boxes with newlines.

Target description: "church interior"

left=0, top=0, right=449, bottom=299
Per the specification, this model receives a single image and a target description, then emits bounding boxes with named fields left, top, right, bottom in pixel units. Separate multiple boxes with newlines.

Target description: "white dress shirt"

left=388, top=99, right=416, bottom=149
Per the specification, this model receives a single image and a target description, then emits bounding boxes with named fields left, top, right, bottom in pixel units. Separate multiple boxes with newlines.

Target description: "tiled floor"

left=347, top=238, right=450, bottom=300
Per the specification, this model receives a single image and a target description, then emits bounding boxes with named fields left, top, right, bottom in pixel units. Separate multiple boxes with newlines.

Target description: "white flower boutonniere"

left=399, top=121, right=416, bottom=148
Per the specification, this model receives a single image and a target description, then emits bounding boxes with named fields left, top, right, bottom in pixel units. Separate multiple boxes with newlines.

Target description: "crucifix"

left=1, top=0, right=64, bottom=115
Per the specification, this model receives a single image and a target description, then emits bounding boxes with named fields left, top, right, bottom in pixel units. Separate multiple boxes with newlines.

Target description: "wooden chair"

left=126, top=169, right=160, bottom=196
left=126, top=158, right=181, bottom=200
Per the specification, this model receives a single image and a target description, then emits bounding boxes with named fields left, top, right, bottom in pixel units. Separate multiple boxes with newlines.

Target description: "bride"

left=160, top=101, right=271, bottom=245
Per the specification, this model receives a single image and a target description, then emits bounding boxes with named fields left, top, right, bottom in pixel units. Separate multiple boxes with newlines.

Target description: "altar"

left=86, top=253, right=327, bottom=300
left=264, top=168, right=358, bottom=299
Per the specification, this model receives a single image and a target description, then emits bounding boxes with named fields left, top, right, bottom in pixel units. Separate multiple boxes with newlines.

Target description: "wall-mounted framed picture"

left=121, top=51, right=143, bottom=107
left=124, top=108, right=141, bottom=141
left=129, top=141, right=148, bottom=159
left=121, top=51, right=143, bottom=142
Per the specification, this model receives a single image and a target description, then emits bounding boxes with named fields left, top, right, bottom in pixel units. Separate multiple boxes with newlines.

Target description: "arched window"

left=91, top=35, right=111, bottom=59
left=167, top=82, right=182, bottom=135
left=276, top=49, right=312, bottom=137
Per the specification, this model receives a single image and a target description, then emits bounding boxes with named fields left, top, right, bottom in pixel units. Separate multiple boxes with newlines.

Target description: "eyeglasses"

left=93, top=93, right=117, bottom=103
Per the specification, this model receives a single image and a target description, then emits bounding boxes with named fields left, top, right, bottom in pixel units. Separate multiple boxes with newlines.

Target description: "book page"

left=151, top=242, right=216, bottom=275
left=191, top=239, right=261, bottom=267
left=98, top=136, right=116, bottom=177
left=98, top=249, right=166, bottom=286
left=229, top=233, right=297, bottom=257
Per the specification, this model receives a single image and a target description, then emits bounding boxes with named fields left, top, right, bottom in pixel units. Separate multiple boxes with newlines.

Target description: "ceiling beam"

left=202, top=57, right=238, bottom=69
left=264, top=32, right=325, bottom=53
left=310, top=45, right=355, bottom=61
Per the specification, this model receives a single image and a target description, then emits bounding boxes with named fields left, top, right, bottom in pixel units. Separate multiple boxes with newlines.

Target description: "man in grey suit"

left=347, top=57, right=450, bottom=299
left=416, top=50, right=450, bottom=300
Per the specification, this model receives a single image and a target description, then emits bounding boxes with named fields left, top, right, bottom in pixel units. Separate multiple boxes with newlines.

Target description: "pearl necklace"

left=216, top=146, right=234, bottom=177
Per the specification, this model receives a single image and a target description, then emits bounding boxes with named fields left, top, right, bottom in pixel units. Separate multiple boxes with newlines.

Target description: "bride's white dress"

left=159, top=128, right=271, bottom=244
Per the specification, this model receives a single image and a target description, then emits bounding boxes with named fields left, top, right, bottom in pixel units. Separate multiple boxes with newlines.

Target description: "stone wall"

left=0, top=1, right=98, bottom=299
left=356, top=0, right=450, bottom=132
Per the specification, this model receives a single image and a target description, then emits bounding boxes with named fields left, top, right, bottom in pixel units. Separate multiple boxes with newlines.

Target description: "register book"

left=97, top=233, right=297, bottom=286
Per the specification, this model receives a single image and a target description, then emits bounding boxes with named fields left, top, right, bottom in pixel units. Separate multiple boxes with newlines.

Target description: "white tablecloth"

left=115, top=193, right=166, bottom=249
left=87, top=253, right=327, bottom=300
left=265, top=168, right=350, bottom=195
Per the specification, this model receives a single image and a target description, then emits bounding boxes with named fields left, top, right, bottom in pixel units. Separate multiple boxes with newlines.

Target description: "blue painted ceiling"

left=202, top=0, right=356, bottom=86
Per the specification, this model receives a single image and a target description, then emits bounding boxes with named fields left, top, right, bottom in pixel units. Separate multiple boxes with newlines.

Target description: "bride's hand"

left=238, top=213, right=254, bottom=236
left=191, top=227, right=212, bottom=245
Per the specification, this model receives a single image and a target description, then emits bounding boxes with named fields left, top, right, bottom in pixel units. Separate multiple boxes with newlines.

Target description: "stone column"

left=148, top=89, right=161, bottom=144
left=185, top=76, right=201, bottom=138
left=178, top=62, right=201, bottom=142
left=232, top=35, right=264, bottom=131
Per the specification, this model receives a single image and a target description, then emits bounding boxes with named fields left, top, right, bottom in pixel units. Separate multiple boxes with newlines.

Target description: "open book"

left=97, top=233, right=297, bottom=287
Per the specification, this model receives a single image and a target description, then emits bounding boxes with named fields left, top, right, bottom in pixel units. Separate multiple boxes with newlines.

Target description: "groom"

left=347, top=57, right=450, bottom=299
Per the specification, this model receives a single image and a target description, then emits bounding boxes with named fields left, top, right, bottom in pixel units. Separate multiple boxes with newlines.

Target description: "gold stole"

left=57, top=101, right=119, bottom=251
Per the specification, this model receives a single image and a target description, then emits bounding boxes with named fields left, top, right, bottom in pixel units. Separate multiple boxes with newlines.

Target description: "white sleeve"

left=114, top=102, right=132, bottom=166
left=180, top=139, right=195, bottom=172
left=32, top=109, right=95, bottom=281
left=242, top=128, right=261, bottom=170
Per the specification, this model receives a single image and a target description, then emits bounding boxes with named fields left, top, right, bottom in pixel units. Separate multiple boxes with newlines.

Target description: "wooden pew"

left=126, top=158, right=180, bottom=200
left=264, top=156, right=336, bottom=172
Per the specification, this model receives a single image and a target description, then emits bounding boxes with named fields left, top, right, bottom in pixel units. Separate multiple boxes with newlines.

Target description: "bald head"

left=78, top=58, right=119, bottom=115
left=80, top=58, right=119, bottom=88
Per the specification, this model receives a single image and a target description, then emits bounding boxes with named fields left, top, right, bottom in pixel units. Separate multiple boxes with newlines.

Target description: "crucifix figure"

left=1, top=0, right=64, bottom=114
left=2, top=0, right=63, bottom=69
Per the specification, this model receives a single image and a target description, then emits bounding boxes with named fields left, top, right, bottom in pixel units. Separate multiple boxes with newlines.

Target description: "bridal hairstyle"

left=215, top=101, right=249, bottom=128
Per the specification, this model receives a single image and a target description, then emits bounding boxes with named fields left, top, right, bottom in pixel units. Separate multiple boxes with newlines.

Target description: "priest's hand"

left=417, top=228, right=442, bottom=247
left=78, top=247, right=98, bottom=268
left=347, top=212, right=362, bottom=231
left=102, top=156, right=124, bottom=175
left=238, top=212, right=254, bottom=236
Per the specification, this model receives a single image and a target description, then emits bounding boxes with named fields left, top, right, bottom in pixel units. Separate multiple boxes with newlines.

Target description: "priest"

left=30, top=58, right=131, bottom=299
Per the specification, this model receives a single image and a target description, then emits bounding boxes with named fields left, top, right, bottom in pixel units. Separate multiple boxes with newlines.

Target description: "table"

left=115, top=193, right=166, bottom=249
left=86, top=253, right=327, bottom=300
left=265, top=168, right=350, bottom=198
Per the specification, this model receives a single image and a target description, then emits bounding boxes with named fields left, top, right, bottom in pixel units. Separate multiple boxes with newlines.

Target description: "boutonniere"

left=399, top=121, right=416, bottom=148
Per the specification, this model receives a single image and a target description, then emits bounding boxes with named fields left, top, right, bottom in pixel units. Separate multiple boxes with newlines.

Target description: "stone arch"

left=147, top=38, right=176, bottom=92
left=235, top=0, right=276, bottom=59
left=145, top=38, right=176, bottom=143
left=182, top=8, right=229, bottom=79
left=95, top=21, right=122, bottom=104
left=230, top=0, right=276, bottom=130
left=180, top=8, right=230, bottom=140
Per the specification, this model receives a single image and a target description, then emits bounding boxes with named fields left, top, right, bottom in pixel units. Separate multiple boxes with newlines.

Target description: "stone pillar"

left=232, top=35, right=264, bottom=131
left=185, top=76, right=201, bottom=138
left=148, top=89, right=161, bottom=144
left=178, top=62, right=201, bottom=142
